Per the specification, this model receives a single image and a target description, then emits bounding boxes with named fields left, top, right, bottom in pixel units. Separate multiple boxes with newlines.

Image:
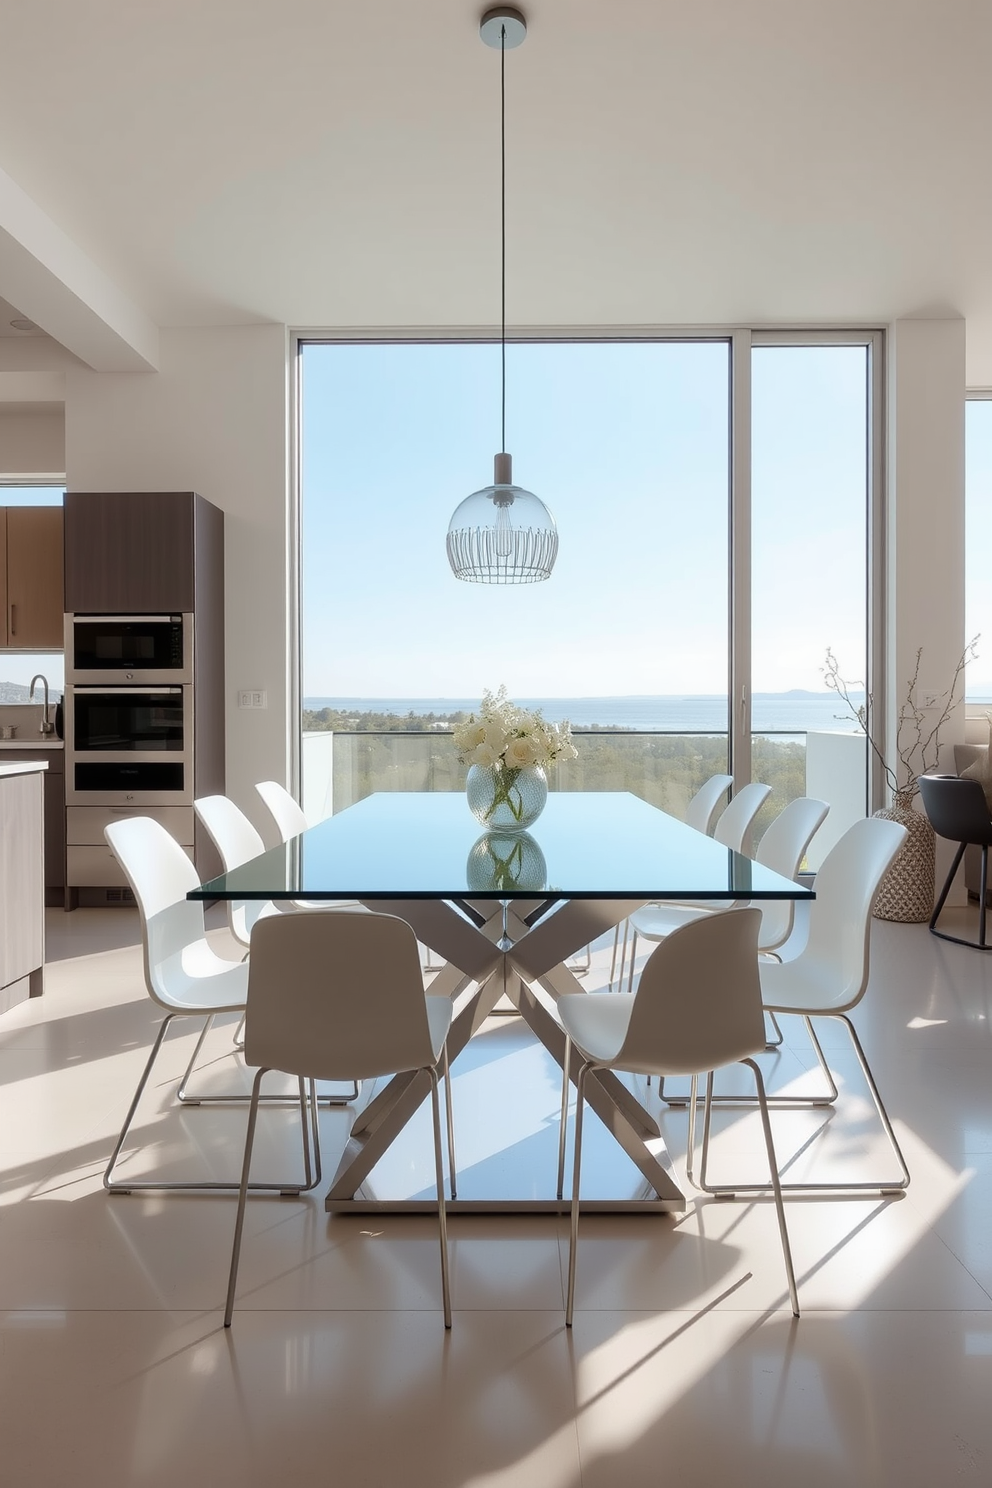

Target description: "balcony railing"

left=306, top=725, right=805, bottom=817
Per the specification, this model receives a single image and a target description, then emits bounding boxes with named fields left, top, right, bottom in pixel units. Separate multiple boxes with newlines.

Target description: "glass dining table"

left=191, top=791, right=814, bottom=1214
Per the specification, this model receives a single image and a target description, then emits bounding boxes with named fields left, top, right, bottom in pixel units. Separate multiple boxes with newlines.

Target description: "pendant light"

left=446, top=7, right=558, bottom=585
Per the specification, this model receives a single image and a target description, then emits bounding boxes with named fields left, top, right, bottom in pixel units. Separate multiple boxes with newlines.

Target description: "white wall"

left=0, top=410, right=65, bottom=475
left=887, top=317, right=967, bottom=899
left=64, top=325, right=290, bottom=812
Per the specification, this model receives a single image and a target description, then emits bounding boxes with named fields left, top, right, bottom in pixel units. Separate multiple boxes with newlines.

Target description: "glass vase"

left=465, top=763, right=548, bottom=830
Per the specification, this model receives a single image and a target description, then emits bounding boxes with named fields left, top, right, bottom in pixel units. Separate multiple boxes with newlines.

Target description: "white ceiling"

left=2, top=1, right=992, bottom=378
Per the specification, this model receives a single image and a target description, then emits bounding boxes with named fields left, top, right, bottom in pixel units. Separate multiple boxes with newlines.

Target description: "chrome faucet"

left=29, top=674, right=54, bottom=735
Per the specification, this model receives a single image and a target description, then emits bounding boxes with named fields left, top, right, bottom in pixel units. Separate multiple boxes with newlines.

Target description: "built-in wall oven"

left=66, top=613, right=193, bottom=684
left=65, top=684, right=193, bottom=806
left=65, top=612, right=196, bottom=809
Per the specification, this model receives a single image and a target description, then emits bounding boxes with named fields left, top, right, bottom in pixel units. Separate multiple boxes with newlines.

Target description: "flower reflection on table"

left=466, top=831, right=547, bottom=893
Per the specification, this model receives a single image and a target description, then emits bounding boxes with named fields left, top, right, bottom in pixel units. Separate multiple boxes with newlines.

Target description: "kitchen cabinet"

left=0, top=747, right=66, bottom=904
left=0, top=506, right=64, bottom=649
left=64, top=491, right=220, bottom=613
left=0, top=762, right=45, bottom=1011
left=63, top=490, right=225, bottom=904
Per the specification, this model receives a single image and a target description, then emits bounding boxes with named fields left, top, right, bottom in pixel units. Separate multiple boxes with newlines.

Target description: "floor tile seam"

left=897, top=1182, right=992, bottom=1306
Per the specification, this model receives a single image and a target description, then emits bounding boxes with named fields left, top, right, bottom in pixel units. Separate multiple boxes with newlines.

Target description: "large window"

left=300, top=339, right=731, bottom=818
left=297, top=334, right=877, bottom=829
left=751, top=343, right=871, bottom=842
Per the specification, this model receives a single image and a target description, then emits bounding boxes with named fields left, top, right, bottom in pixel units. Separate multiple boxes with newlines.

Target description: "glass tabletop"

left=190, top=791, right=815, bottom=903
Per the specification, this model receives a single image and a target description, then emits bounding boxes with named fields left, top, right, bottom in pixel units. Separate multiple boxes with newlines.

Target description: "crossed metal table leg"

left=324, top=895, right=685, bottom=1214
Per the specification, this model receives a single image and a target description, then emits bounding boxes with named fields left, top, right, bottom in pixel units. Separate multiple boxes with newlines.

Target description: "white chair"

left=608, top=771, right=734, bottom=989
left=254, top=778, right=363, bottom=911
left=255, top=778, right=310, bottom=841
left=255, top=779, right=441, bottom=969
left=195, top=793, right=360, bottom=1104
left=626, top=795, right=828, bottom=964
left=224, top=909, right=455, bottom=1328
left=621, top=781, right=773, bottom=990
left=556, top=907, right=799, bottom=1325
left=193, top=793, right=277, bottom=950
left=685, top=771, right=734, bottom=835
left=697, top=816, right=911, bottom=1195
left=103, top=817, right=318, bottom=1196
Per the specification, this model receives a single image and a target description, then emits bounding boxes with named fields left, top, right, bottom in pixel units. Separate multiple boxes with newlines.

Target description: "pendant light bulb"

left=445, top=8, right=558, bottom=585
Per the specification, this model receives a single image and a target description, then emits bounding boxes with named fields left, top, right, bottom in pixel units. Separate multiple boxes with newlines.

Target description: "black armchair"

left=918, top=774, right=992, bottom=949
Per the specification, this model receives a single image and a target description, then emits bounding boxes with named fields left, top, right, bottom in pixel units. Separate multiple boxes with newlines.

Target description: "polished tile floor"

left=3, top=902, right=992, bottom=1486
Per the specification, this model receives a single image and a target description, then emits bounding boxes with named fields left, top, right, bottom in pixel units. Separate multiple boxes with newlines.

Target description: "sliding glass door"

left=748, top=339, right=874, bottom=850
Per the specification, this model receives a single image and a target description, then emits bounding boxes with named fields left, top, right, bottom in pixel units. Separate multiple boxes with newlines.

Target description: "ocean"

left=303, top=693, right=867, bottom=734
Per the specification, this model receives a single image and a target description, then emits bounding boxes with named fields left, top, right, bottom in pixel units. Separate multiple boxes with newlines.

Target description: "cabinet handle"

left=9, top=604, right=15, bottom=636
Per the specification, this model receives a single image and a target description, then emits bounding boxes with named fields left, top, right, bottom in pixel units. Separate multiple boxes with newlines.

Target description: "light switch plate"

left=238, top=690, right=268, bottom=709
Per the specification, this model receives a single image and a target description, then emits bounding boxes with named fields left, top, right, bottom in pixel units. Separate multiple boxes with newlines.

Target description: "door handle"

left=9, top=604, right=15, bottom=636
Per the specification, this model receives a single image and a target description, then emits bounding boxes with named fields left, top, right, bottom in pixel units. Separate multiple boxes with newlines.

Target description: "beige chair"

left=556, top=907, right=798, bottom=1325
left=224, top=910, right=455, bottom=1328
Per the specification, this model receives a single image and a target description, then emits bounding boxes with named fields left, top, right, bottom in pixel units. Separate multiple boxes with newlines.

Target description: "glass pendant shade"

left=447, top=453, right=558, bottom=584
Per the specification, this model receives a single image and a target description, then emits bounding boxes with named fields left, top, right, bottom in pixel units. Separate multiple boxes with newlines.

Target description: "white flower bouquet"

left=453, top=686, right=577, bottom=772
left=454, top=686, right=577, bottom=828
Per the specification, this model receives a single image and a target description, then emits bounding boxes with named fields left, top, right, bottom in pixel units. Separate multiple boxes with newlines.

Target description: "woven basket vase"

left=871, top=791, right=936, bottom=923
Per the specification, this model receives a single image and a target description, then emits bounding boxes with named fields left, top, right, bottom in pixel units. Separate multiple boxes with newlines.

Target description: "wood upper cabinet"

left=2, top=507, right=65, bottom=649
left=64, top=491, right=197, bottom=612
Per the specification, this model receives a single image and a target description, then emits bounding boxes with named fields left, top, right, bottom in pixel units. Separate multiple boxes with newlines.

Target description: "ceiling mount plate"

left=480, top=7, right=527, bottom=48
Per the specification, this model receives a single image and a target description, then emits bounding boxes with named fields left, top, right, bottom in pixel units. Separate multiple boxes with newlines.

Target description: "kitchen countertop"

left=0, top=760, right=50, bottom=778
left=0, top=739, right=63, bottom=750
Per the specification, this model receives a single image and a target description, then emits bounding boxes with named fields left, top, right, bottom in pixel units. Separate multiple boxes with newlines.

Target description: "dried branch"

left=823, top=637, right=979, bottom=802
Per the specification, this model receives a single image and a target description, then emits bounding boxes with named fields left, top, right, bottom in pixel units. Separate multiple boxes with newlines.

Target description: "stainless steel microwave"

left=65, top=685, right=193, bottom=806
left=66, top=613, right=193, bottom=685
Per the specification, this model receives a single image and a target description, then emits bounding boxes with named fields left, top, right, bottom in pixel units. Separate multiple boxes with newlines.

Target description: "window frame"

left=290, top=327, right=885, bottom=809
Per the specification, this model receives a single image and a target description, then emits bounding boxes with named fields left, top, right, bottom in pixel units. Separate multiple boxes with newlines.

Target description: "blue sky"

left=301, top=340, right=869, bottom=701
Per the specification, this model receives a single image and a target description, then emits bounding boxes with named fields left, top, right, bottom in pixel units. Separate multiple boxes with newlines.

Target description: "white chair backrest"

left=685, top=773, right=733, bottom=835
left=714, top=782, right=772, bottom=852
left=753, top=796, right=830, bottom=950
left=619, top=908, right=765, bottom=1076
left=256, top=780, right=309, bottom=843
left=803, top=816, right=907, bottom=1008
left=244, top=910, right=437, bottom=1082
left=104, top=816, right=208, bottom=1011
left=194, top=794, right=266, bottom=871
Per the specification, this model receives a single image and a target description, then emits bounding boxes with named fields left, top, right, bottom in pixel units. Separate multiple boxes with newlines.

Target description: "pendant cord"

left=500, top=24, right=506, bottom=456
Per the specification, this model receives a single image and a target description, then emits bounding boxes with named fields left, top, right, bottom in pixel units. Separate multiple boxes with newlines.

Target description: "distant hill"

left=0, top=680, right=63, bottom=704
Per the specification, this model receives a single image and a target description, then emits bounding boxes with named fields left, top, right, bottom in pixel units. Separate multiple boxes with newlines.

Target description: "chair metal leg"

left=698, top=1014, right=909, bottom=1195
left=565, top=1061, right=590, bottom=1327
left=664, top=1012, right=839, bottom=1109
left=626, top=929, right=638, bottom=995
left=105, top=1015, right=318, bottom=1195
left=556, top=1037, right=571, bottom=1201
left=743, top=1057, right=800, bottom=1317
left=443, top=1044, right=457, bottom=1200
left=764, top=1009, right=784, bottom=1048
left=929, top=842, right=992, bottom=951
left=308, top=1078, right=322, bottom=1187
left=428, top=1068, right=452, bottom=1328
left=104, top=1013, right=178, bottom=1191
left=684, top=1072, right=701, bottom=1187
left=178, top=1013, right=358, bottom=1108
left=225, top=1066, right=267, bottom=1326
